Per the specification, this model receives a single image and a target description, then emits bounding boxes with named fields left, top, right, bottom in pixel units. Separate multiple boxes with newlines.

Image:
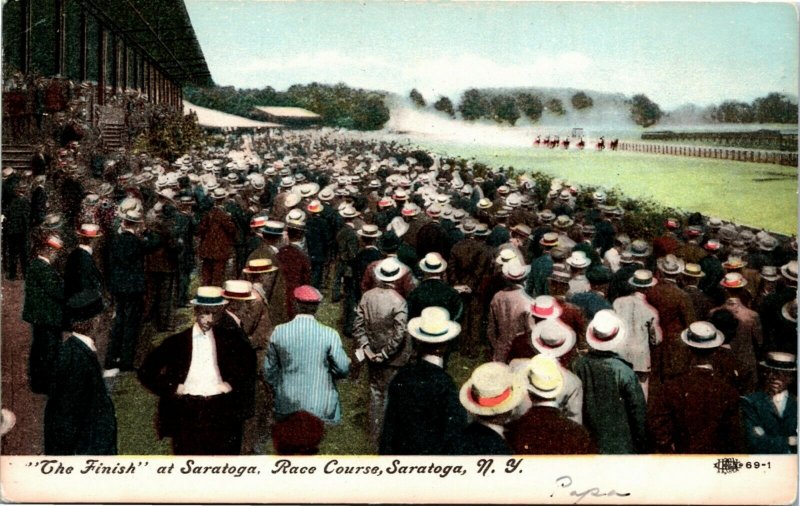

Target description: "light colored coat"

left=264, top=315, right=350, bottom=424
left=613, top=292, right=663, bottom=372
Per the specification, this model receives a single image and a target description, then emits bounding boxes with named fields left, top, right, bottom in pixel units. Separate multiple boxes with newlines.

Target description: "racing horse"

left=609, top=139, right=619, bottom=151
left=596, top=136, right=605, bottom=151
left=561, top=137, right=570, bottom=149
left=576, top=137, right=585, bottom=150
left=549, top=136, right=559, bottom=149
left=533, top=135, right=541, bottom=147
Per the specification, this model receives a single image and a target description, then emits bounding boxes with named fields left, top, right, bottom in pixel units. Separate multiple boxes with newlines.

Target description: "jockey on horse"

left=596, top=136, right=605, bottom=151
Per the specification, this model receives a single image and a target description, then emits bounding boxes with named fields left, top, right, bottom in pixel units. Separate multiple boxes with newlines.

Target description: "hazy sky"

left=185, top=1, right=798, bottom=109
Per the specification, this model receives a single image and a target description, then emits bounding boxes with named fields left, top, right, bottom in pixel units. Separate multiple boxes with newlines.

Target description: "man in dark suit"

left=45, top=289, right=117, bottom=455
left=446, top=361, right=525, bottom=455
left=277, top=223, right=312, bottom=320
left=22, top=234, right=65, bottom=394
left=137, top=286, right=257, bottom=455
left=742, top=352, right=798, bottom=454
left=507, top=355, right=596, bottom=454
left=5, top=183, right=31, bottom=280
left=380, top=307, right=468, bottom=455
left=406, top=253, right=463, bottom=320
left=198, top=189, right=237, bottom=287
left=106, top=209, right=150, bottom=375
left=305, top=200, right=332, bottom=289
left=649, top=321, right=745, bottom=454
left=64, top=224, right=104, bottom=300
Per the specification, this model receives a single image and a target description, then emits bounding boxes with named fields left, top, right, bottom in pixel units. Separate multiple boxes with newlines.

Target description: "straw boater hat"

left=495, top=248, right=518, bottom=265
left=261, top=220, right=285, bottom=236
left=629, top=269, right=657, bottom=288
left=42, top=213, right=64, bottom=230
left=502, top=261, right=530, bottom=282
left=585, top=309, right=627, bottom=351
left=401, top=203, right=420, bottom=217
left=0, top=409, right=16, bottom=436
left=539, top=232, right=559, bottom=247
left=682, top=263, right=705, bottom=278
left=375, top=257, right=405, bottom=283
left=284, top=193, right=301, bottom=209
left=477, top=198, right=492, bottom=210
left=419, top=252, right=447, bottom=274
left=783, top=299, right=798, bottom=322
left=680, top=321, right=724, bottom=349
left=720, top=272, right=747, bottom=289
left=722, top=256, right=747, bottom=270
left=318, top=188, right=335, bottom=201
left=211, top=187, right=228, bottom=200
left=306, top=199, right=323, bottom=214
left=760, top=265, right=780, bottom=282
left=531, top=318, right=576, bottom=358
left=222, top=280, right=257, bottom=301
left=757, top=234, right=779, bottom=252
left=760, top=351, right=797, bottom=372
left=191, top=286, right=228, bottom=306
left=553, top=215, right=574, bottom=229
left=286, top=209, right=306, bottom=230
left=780, top=261, right=797, bottom=283
left=459, top=362, right=526, bottom=416
left=339, top=205, right=360, bottom=219
left=522, top=355, right=564, bottom=399
left=358, top=224, right=382, bottom=238
left=510, top=224, right=531, bottom=238
left=704, top=239, right=722, bottom=252
left=537, top=209, right=556, bottom=223
left=459, top=219, right=477, bottom=235
left=250, top=215, right=269, bottom=229
left=77, top=223, right=103, bottom=238
left=566, top=251, right=591, bottom=269
left=121, top=209, right=144, bottom=223
left=657, top=254, right=684, bottom=276
left=530, top=295, right=562, bottom=320
left=407, top=307, right=461, bottom=343
left=242, top=258, right=278, bottom=275
left=630, top=239, right=651, bottom=257
left=294, top=285, right=323, bottom=303
left=473, top=223, right=491, bottom=237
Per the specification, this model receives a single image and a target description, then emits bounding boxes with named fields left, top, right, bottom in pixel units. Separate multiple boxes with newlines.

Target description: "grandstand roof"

left=82, top=0, right=212, bottom=85
left=253, top=106, right=321, bottom=119
left=184, top=101, right=282, bottom=129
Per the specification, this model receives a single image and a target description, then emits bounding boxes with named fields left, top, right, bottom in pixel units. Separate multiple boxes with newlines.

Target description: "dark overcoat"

left=44, top=335, right=117, bottom=455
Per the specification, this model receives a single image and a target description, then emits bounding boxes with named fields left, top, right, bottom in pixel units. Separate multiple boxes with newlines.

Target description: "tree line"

left=183, top=83, right=390, bottom=131
left=410, top=88, right=797, bottom=128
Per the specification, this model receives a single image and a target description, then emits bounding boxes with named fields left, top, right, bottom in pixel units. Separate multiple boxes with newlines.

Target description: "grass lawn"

left=112, top=285, right=486, bottom=456
left=409, top=140, right=798, bottom=236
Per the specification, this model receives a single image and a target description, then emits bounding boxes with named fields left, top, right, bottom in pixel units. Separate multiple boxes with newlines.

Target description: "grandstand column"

left=21, top=0, right=30, bottom=73
left=98, top=27, right=107, bottom=105
left=55, top=0, right=65, bottom=76
left=122, top=44, right=128, bottom=91
left=79, top=10, right=87, bottom=81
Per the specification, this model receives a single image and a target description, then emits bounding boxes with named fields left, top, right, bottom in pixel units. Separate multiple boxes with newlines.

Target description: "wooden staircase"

left=1, top=144, right=34, bottom=170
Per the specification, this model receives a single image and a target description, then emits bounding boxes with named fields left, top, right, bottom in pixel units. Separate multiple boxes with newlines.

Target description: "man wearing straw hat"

left=138, top=286, right=257, bottom=455
left=197, top=188, right=237, bottom=287
left=572, top=309, right=647, bottom=454
left=23, top=234, right=66, bottom=394
left=742, top=352, right=798, bottom=453
left=64, top=224, right=104, bottom=300
left=487, top=261, right=533, bottom=363
left=406, top=252, right=462, bottom=320
left=506, top=355, right=595, bottom=454
left=711, top=272, right=763, bottom=394
left=380, top=307, right=468, bottom=455
left=649, top=321, right=745, bottom=453
left=353, top=257, right=412, bottom=450
left=446, top=361, right=525, bottom=455
left=265, top=285, right=351, bottom=425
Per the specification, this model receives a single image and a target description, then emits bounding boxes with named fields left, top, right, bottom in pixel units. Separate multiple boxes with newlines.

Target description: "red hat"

left=293, top=285, right=322, bottom=303
left=272, top=410, right=325, bottom=455
left=250, top=215, right=268, bottom=229
left=45, top=235, right=64, bottom=250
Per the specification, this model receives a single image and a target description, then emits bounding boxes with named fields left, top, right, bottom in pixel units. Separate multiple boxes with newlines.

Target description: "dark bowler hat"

left=66, top=289, right=105, bottom=323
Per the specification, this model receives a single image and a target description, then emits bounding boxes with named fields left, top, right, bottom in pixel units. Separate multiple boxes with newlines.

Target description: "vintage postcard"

left=0, top=0, right=797, bottom=503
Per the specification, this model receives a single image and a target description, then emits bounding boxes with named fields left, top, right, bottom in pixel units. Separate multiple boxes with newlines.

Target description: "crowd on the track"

left=2, top=129, right=797, bottom=455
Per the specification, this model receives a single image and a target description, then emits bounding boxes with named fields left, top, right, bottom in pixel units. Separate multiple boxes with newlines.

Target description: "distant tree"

left=629, top=94, right=663, bottom=127
left=571, top=91, right=594, bottom=110
left=351, top=93, right=391, bottom=130
left=516, top=93, right=544, bottom=122
left=433, top=96, right=456, bottom=117
left=715, top=100, right=754, bottom=123
left=491, top=95, right=521, bottom=125
left=409, top=88, right=426, bottom=108
left=545, top=98, right=565, bottom=116
left=458, top=88, right=491, bottom=121
left=752, top=93, right=798, bottom=124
